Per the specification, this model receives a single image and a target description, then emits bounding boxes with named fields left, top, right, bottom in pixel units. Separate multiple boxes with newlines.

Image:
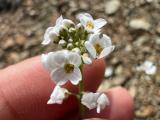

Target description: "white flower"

left=47, top=86, right=68, bottom=104
left=137, top=61, right=157, bottom=75
left=42, top=15, right=74, bottom=45
left=85, top=33, right=114, bottom=59
left=42, top=50, right=82, bottom=85
left=77, top=13, right=107, bottom=33
left=81, top=92, right=109, bottom=113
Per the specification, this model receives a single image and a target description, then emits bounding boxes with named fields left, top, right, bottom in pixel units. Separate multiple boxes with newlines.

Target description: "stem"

left=79, top=64, right=85, bottom=119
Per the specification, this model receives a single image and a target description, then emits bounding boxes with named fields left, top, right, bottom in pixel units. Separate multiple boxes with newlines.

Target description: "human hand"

left=0, top=56, right=134, bottom=120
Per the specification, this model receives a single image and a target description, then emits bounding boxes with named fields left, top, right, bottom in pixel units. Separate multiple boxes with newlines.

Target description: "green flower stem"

left=79, top=64, right=85, bottom=119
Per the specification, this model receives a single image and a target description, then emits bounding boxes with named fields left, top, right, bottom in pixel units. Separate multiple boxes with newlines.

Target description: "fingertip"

left=107, top=87, right=134, bottom=120
left=85, top=87, right=134, bottom=120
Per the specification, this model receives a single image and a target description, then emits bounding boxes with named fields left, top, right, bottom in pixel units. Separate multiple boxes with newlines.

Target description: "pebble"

left=129, top=18, right=151, bottom=30
left=134, top=35, right=149, bottom=46
left=115, top=65, right=123, bottom=75
left=15, top=34, right=27, bottom=46
left=105, top=0, right=120, bottom=15
left=98, top=80, right=113, bottom=92
left=129, top=86, right=137, bottom=98
left=136, top=106, right=155, bottom=118
left=9, top=52, right=20, bottom=63
left=104, top=66, right=113, bottom=78
left=155, top=37, right=160, bottom=45
left=111, top=76, right=126, bottom=85
left=3, top=38, right=15, bottom=49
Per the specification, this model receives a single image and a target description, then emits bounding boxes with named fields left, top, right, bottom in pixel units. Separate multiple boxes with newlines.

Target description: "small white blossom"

left=47, top=86, right=68, bottom=104
left=81, top=92, right=109, bottom=113
left=85, top=33, right=114, bottom=59
left=137, top=61, right=157, bottom=75
left=42, top=50, right=82, bottom=85
left=42, top=15, right=74, bottom=45
left=77, top=13, right=107, bottom=33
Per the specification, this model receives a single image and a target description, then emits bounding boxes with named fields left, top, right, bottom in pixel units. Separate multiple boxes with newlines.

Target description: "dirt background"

left=0, top=0, right=160, bottom=119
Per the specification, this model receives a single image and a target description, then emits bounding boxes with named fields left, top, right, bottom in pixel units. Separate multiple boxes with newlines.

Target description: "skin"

left=0, top=56, right=134, bottom=120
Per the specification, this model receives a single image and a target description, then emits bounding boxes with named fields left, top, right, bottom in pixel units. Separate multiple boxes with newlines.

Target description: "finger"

left=85, top=87, right=134, bottom=120
left=84, top=118, right=107, bottom=120
left=0, top=56, right=105, bottom=120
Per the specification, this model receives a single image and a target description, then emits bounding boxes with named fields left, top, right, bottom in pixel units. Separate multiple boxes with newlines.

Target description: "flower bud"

left=59, top=40, right=67, bottom=48
left=76, top=23, right=84, bottom=30
left=69, top=28, right=76, bottom=33
left=59, top=26, right=68, bottom=38
left=67, top=43, right=74, bottom=50
left=75, top=42, right=79, bottom=46
left=68, top=38, right=73, bottom=42
left=62, top=19, right=75, bottom=28
left=72, top=48, right=81, bottom=54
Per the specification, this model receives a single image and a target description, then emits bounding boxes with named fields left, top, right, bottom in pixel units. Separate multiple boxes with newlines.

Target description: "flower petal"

left=101, top=34, right=112, bottom=47
left=56, top=15, right=63, bottom=26
left=42, top=27, right=55, bottom=45
left=68, top=67, right=82, bottom=85
left=41, top=52, right=59, bottom=71
left=85, top=41, right=96, bottom=59
left=51, top=68, right=68, bottom=85
left=78, top=13, right=93, bottom=27
left=81, top=92, right=100, bottom=110
left=99, top=46, right=115, bottom=59
left=48, top=86, right=68, bottom=104
left=97, top=93, right=109, bottom=113
left=42, top=51, right=67, bottom=71
left=82, top=56, right=92, bottom=64
left=94, top=18, right=107, bottom=30
left=68, top=52, right=81, bottom=67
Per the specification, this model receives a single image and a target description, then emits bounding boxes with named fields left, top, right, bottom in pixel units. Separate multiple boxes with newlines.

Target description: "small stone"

left=129, top=86, right=137, bottom=98
left=0, top=62, right=5, bottom=69
left=125, top=45, right=132, bottom=52
left=134, top=35, right=149, bottom=46
left=104, top=67, right=113, bottom=78
left=111, top=76, right=126, bottom=85
left=20, top=51, right=29, bottom=59
left=115, top=65, right=123, bottom=75
left=105, top=0, right=120, bottom=15
left=129, top=18, right=151, bottom=30
left=155, top=37, right=160, bottom=45
left=15, top=34, right=26, bottom=46
left=3, top=38, right=15, bottom=49
left=98, top=80, right=113, bottom=92
left=9, top=52, right=20, bottom=63
left=79, top=1, right=89, bottom=10
left=136, top=106, right=155, bottom=118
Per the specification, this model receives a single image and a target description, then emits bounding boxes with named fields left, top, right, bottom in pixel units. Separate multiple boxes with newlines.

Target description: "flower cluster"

left=41, top=13, right=114, bottom=114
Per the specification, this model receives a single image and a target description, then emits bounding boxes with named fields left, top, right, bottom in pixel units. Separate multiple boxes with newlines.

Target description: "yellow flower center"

left=64, top=64, right=74, bottom=73
left=94, top=43, right=103, bottom=55
left=86, top=21, right=94, bottom=29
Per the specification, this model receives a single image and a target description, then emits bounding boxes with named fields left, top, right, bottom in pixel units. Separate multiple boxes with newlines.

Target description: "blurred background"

left=0, top=0, right=159, bottom=119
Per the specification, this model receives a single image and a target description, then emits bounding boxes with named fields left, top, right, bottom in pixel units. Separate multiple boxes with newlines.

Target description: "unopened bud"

left=68, top=39, right=73, bottom=42
left=67, top=43, right=73, bottom=50
left=63, top=19, right=75, bottom=28
left=59, top=40, right=67, bottom=47
left=69, top=28, right=76, bottom=33
left=72, top=48, right=81, bottom=54
left=59, top=26, right=68, bottom=37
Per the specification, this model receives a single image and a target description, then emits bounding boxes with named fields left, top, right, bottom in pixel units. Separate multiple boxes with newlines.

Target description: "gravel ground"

left=0, top=0, right=160, bottom=120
